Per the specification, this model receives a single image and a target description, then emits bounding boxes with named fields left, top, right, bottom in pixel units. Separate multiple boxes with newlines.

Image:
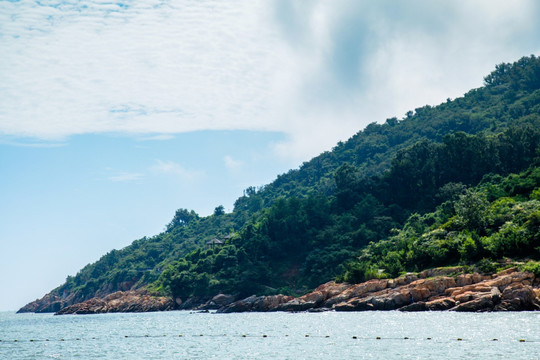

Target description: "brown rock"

left=425, top=297, right=456, bottom=311
left=217, top=294, right=293, bottom=313
left=494, top=283, right=540, bottom=311
left=399, top=301, right=427, bottom=312
left=452, top=288, right=501, bottom=312
left=212, top=294, right=236, bottom=306
left=298, top=291, right=325, bottom=306
left=55, top=291, right=175, bottom=315
left=409, top=286, right=431, bottom=301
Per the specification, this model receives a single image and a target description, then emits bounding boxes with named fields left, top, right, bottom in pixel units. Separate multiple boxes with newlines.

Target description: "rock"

left=262, top=294, right=295, bottom=311
left=217, top=295, right=293, bottom=313
left=494, top=283, right=540, bottom=311
left=399, top=302, right=427, bottom=312
left=323, top=279, right=388, bottom=307
left=195, top=294, right=237, bottom=311
left=452, top=287, right=501, bottom=312
left=277, top=299, right=317, bottom=312
left=212, top=294, right=236, bottom=306
left=177, top=296, right=208, bottom=310
left=307, top=307, right=330, bottom=313
left=55, top=290, right=175, bottom=315
left=425, top=297, right=456, bottom=311
left=37, top=267, right=539, bottom=315
left=17, top=293, right=66, bottom=313
left=421, top=277, right=456, bottom=293
left=409, top=286, right=431, bottom=302
left=334, top=298, right=375, bottom=312
left=297, top=291, right=325, bottom=306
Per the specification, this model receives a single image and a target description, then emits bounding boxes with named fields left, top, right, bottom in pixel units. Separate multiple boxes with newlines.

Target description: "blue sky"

left=1, top=0, right=540, bottom=311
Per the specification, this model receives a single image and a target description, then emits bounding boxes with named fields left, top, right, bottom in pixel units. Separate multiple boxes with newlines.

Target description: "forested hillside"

left=21, top=56, right=540, bottom=312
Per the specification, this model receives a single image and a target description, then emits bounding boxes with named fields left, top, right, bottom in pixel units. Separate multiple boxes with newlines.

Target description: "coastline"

left=21, top=267, right=540, bottom=315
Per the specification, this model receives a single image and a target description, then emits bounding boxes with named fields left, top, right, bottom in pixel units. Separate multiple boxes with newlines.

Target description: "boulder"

left=425, top=297, right=456, bottom=311
left=494, top=283, right=540, bottom=311
left=277, top=299, right=317, bottom=312
left=452, top=287, right=501, bottom=312
left=212, top=294, right=236, bottom=306
left=334, top=297, right=375, bottom=312
left=399, top=302, right=427, bottom=312
left=217, top=294, right=293, bottom=313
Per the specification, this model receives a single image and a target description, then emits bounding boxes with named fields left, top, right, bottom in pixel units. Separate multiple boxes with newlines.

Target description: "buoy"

left=492, top=338, right=498, bottom=341
left=61, top=339, right=65, bottom=341
left=352, top=336, right=357, bottom=339
left=76, top=338, right=80, bottom=341
left=519, top=339, right=525, bottom=343
left=376, top=337, right=381, bottom=340
left=325, top=335, right=330, bottom=338
left=404, top=337, right=409, bottom=340
left=242, top=335, right=246, bottom=338
left=178, top=335, right=182, bottom=337
left=426, top=338, right=431, bottom=340
left=30, top=339, right=34, bottom=342
left=263, top=335, right=267, bottom=338
left=457, top=338, right=462, bottom=341
left=14, top=340, right=18, bottom=342
left=125, top=336, right=128, bottom=338
left=305, top=335, right=309, bottom=337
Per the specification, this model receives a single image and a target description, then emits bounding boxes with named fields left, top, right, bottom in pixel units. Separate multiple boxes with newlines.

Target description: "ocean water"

left=0, top=311, right=538, bottom=359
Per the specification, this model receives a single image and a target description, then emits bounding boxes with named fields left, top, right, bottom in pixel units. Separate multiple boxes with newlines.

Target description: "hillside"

left=20, top=55, right=540, bottom=313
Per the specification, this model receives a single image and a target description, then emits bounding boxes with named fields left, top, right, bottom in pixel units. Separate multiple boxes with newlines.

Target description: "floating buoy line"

left=0, top=335, right=537, bottom=343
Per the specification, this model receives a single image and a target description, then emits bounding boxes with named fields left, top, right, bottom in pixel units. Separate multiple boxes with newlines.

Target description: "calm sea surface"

left=1, top=311, right=539, bottom=359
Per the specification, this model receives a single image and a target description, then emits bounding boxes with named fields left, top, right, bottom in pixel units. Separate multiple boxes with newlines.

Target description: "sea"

left=1, top=311, right=538, bottom=359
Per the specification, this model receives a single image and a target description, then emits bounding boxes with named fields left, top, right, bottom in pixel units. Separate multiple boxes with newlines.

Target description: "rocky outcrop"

left=17, top=293, right=66, bottom=313
left=219, top=268, right=540, bottom=313
left=18, top=284, right=136, bottom=313
left=217, top=295, right=294, bottom=313
left=190, top=294, right=238, bottom=311
left=20, top=267, right=540, bottom=315
left=55, top=290, right=175, bottom=315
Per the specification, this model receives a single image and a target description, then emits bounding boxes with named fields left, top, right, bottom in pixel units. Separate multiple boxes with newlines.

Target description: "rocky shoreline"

left=46, top=267, right=540, bottom=315
left=54, top=290, right=175, bottom=315
left=213, top=267, right=540, bottom=313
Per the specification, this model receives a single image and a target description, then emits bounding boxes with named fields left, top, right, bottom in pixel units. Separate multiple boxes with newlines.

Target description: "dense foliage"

left=38, top=56, right=540, bottom=306
left=340, top=167, right=540, bottom=283
left=157, top=128, right=540, bottom=299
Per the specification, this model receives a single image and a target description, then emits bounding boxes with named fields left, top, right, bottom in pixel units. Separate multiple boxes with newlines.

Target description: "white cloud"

left=224, top=155, right=243, bottom=170
left=137, top=134, right=176, bottom=141
left=108, top=172, right=144, bottom=182
left=151, top=160, right=204, bottom=180
left=1, top=0, right=540, bottom=160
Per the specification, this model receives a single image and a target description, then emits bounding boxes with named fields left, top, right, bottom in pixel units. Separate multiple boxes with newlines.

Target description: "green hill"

left=20, top=55, right=540, bottom=312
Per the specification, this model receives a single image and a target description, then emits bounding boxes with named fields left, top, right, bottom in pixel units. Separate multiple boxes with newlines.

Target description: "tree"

left=166, top=208, right=199, bottom=231
left=214, top=205, right=225, bottom=216
left=455, top=189, right=489, bottom=232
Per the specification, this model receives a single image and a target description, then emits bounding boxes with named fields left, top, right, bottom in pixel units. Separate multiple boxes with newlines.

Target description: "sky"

left=1, top=0, right=540, bottom=311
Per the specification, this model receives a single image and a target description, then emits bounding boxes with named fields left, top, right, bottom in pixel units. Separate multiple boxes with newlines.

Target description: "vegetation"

left=340, top=167, right=540, bottom=282
left=37, top=55, right=540, bottom=306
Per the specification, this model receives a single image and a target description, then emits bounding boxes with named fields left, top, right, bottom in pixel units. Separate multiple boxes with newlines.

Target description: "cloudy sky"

left=1, top=0, right=540, bottom=311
